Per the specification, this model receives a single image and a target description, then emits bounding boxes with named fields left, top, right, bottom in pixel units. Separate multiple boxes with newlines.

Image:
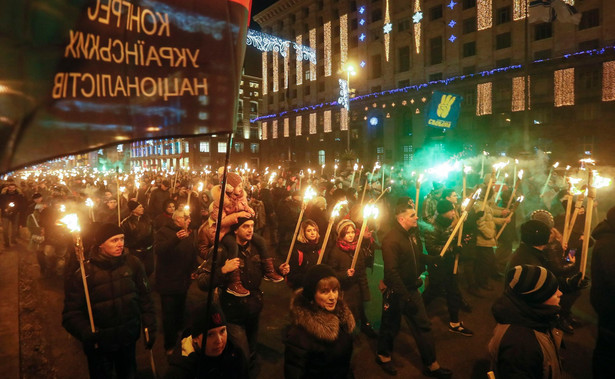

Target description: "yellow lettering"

left=141, top=77, right=157, bottom=96
left=52, top=73, right=64, bottom=99
left=157, top=12, right=170, bottom=37
left=186, top=49, right=199, bottom=68
left=81, top=73, right=95, bottom=97
left=87, top=0, right=100, bottom=21
left=141, top=9, right=156, bottom=35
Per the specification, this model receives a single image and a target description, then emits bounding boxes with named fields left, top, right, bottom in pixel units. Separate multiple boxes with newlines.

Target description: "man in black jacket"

left=154, top=209, right=198, bottom=354
left=148, top=179, right=171, bottom=218
left=376, top=203, right=451, bottom=378
left=1, top=179, right=25, bottom=248
left=121, top=200, right=155, bottom=276
left=62, top=223, right=156, bottom=379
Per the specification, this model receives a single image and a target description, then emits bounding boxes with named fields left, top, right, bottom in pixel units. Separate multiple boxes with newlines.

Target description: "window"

left=398, top=46, right=410, bottom=72
left=577, top=68, right=601, bottom=90
left=250, top=143, right=259, bottom=153
left=370, top=54, right=382, bottom=79
left=372, top=9, right=382, bottom=23
left=429, top=36, right=443, bottom=65
left=351, top=18, right=358, bottom=30
left=463, top=41, right=476, bottom=57
left=318, top=150, right=325, bottom=165
left=496, top=6, right=511, bottom=25
left=429, top=5, right=443, bottom=21
left=429, top=72, right=443, bottom=81
left=496, top=32, right=511, bottom=49
left=534, top=23, right=552, bottom=41
left=579, top=39, right=600, bottom=51
left=463, top=17, right=477, bottom=34
left=249, top=101, right=258, bottom=114
left=579, top=9, right=599, bottom=30
left=234, top=142, right=244, bottom=153
left=217, top=142, right=227, bottom=153
left=238, top=100, right=243, bottom=114
left=403, top=145, right=413, bottom=164
left=534, top=49, right=551, bottom=60
left=463, top=0, right=476, bottom=10
left=398, top=17, right=411, bottom=32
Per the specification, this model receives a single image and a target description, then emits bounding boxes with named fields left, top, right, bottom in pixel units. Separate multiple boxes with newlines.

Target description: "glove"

left=566, top=272, right=590, bottom=291
left=144, top=328, right=156, bottom=350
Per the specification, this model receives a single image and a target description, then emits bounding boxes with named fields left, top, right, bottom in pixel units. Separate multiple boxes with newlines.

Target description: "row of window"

left=198, top=141, right=260, bottom=154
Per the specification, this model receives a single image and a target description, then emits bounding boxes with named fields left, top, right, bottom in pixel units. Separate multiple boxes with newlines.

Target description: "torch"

left=440, top=189, right=480, bottom=257
left=457, top=166, right=472, bottom=247
left=580, top=171, right=594, bottom=280
left=118, top=186, right=125, bottom=226
left=481, top=167, right=496, bottom=212
left=496, top=196, right=524, bottom=241
left=563, top=190, right=585, bottom=248
left=540, top=162, right=559, bottom=197
left=334, top=164, right=338, bottom=178
left=321, top=164, right=325, bottom=177
left=350, top=204, right=379, bottom=270
left=415, top=174, right=424, bottom=213
left=85, top=198, right=95, bottom=222
left=350, top=163, right=358, bottom=188
left=561, top=179, right=573, bottom=247
left=317, top=200, right=348, bottom=264
left=144, top=328, right=157, bottom=377
left=506, top=169, right=524, bottom=210
left=285, top=186, right=317, bottom=265
left=59, top=214, right=96, bottom=343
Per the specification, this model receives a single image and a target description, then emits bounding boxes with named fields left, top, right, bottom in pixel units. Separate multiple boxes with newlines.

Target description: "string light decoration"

left=476, top=82, right=493, bottom=115
left=325, top=21, right=332, bottom=76
left=554, top=68, right=575, bottom=107
left=338, top=79, right=350, bottom=110
left=340, top=107, right=349, bottom=131
left=247, top=29, right=315, bottom=63
left=273, top=51, right=279, bottom=93
left=309, top=113, right=317, bottom=134
left=284, top=44, right=289, bottom=89
left=262, top=121, right=268, bottom=140
left=262, top=52, right=268, bottom=95
left=310, top=28, right=317, bottom=81
left=602, top=61, right=615, bottom=101
left=447, top=0, right=458, bottom=43
left=513, top=0, right=527, bottom=21
left=358, top=4, right=368, bottom=69
left=384, top=0, right=391, bottom=62
left=284, top=118, right=289, bottom=137
left=512, top=76, right=531, bottom=111
left=340, top=14, right=348, bottom=65
left=272, top=119, right=278, bottom=139
left=413, top=0, right=423, bottom=54
left=296, top=35, right=303, bottom=85
left=477, top=0, right=493, bottom=31
left=324, top=110, right=332, bottom=132
left=296, top=115, right=302, bottom=136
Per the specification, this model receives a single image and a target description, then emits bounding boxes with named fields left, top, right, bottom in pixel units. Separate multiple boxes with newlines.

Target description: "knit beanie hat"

left=520, top=220, right=551, bottom=246
left=530, top=209, right=554, bottom=229
left=506, top=265, right=559, bottom=304
left=336, top=219, right=356, bottom=236
left=230, top=216, right=253, bottom=233
left=302, top=264, right=337, bottom=300
left=95, top=223, right=124, bottom=246
left=128, top=200, right=141, bottom=211
left=191, top=303, right=227, bottom=338
left=436, top=199, right=455, bottom=215
left=225, top=172, right=243, bottom=193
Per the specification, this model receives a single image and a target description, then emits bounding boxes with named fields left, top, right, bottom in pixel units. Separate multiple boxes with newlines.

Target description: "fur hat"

left=127, top=200, right=141, bottom=212
left=336, top=219, right=356, bottom=236
left=520, top=220, right=551, bottom=247
left=302, top=264, right=337, bottom=300
left=95, top=223, right=124, bottom=246
left=530, top=209, right=554, bottom=229
left=436, top=200, right=455, bottom=215
left=506, top=265, right=559, bottom=304
left=191, top=303, right=227, bottom=338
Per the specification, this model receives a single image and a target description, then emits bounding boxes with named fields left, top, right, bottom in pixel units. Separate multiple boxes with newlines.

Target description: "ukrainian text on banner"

left=0, top=0, right=250, bottom=173
left=425, top=91, right=463, bottom=129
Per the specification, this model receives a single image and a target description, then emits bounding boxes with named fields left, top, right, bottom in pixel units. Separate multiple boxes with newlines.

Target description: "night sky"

left=250, top=0, right=278, bottom=29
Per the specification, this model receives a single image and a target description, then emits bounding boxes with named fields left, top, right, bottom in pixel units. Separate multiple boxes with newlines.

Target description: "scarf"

left=336, top=239, right=357, bottom=252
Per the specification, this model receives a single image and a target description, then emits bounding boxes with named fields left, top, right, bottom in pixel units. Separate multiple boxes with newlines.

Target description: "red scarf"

left=336, top=239, right=357, bottom=252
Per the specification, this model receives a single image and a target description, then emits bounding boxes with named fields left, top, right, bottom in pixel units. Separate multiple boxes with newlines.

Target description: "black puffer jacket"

left=148, top=187, right=171, bottom=217
left=327, top=242, right=370, bottom=303
left=590, top=220, right=615, bottom=332
left=284, top=290, right=355, bottom=379
left=154, top=224, right=198, bottom=294
left=424, top=215, right=456, bottom=270
left=62, top=250, right=156, bottom=351
left=287, top=241, right=321, bottom=290
left=121, top=214, right=154, bottom=251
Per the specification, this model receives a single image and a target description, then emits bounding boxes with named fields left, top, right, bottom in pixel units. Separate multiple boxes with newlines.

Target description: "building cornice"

left=253, top=0, right=304, bottom=26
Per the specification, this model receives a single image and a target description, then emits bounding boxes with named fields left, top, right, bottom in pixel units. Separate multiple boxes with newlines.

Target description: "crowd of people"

left=0, top=158, right=613, bottom=378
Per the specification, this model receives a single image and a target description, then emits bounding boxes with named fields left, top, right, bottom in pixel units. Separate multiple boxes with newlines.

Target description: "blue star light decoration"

left=360, top=61, right=366, bottom=68
left=448, top=35, right=457, bottom=43
left=383, top=23, right=393, bottom=34
left=359, top=33, right=366, bottom=42
left=413, top=11, right=423, bottom=24
left=448, top=20, right=456, bottom=28
left=448, top=0, right=457, bottom=9
left=359, top=19, right=366, bottom=26
left=359, top=6, right=366, bottom=14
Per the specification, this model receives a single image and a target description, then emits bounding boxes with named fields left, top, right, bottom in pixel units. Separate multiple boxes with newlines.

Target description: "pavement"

left=0, top=246, right=19, bottom=378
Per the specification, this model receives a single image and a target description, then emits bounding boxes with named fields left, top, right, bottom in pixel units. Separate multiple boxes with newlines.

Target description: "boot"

left=262, top=258, right=284, bottom=282
left=226, top=269, right=250, bottom=297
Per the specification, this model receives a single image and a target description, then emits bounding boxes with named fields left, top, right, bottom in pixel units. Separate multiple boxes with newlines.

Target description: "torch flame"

left=518, top=169, right=524, bottom=180
left=59, top=214, right=81, bottom=232
left=363, top=203, right=380, bottom=220
left=85, top=198, right=94, bottom=208
left=461, top=197, right=470, bottom=210
left=8, top=202, right=14, bottom=207
left=198, top=182, right=204, bottom=192
left=353, top=163, right=358, bottom=171
left=553, top=162, right=560, bottom=169
left=331, top=200, right=348, bottom=218
left=593, top=171, right=612, bottom=189
left=463, top=166, right=472, bottom=174
left=517, top=195, right=525, bottom=203
left=303, top=186, right=317, bottom=202
left=417, top=174, right=424, bottom=183
left=565, top=165, right=571, bottom=171
left=472, top=188, right=482, bottom=200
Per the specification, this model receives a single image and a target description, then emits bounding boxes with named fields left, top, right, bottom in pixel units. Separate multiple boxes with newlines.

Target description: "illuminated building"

left=253, top=0, right=615, bottom=166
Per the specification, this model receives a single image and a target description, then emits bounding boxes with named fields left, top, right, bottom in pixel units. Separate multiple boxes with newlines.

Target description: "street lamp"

left=342, top=63, right=356, bottom=150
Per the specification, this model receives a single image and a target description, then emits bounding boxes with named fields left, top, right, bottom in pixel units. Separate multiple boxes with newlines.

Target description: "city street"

left=4, top=237, right=596, bottom=378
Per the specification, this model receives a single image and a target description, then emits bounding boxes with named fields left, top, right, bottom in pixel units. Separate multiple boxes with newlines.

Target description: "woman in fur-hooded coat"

left=284, top=265, right=355, bottom=379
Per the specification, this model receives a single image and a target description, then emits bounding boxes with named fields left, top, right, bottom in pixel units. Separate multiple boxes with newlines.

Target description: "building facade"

left=254, top=0, right=615, bottom=167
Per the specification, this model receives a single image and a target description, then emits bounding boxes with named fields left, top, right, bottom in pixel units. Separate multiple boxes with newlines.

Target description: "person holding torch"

left=62, top=222, right=157, bottom=379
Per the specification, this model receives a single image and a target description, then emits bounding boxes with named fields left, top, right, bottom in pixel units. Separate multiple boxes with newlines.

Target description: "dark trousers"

left=377, top=289, right=437, bottom=367
left=423, top=266, right=462, bottom=323
left=474, top=246, right=496, bottom=287
left=85, top=343, right=136, bottom=379
left=593, top=323, right=615, bottom=379
left=160, top=293, right=187, bottom=350
left=2, top=216, right=19, bottom=246
left=227, top=315, right=260, bottom=364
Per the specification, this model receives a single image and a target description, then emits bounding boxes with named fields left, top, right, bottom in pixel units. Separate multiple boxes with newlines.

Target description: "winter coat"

left=0, top=186, right=25, bottom=219
left=590, top=220, right=615, bottom=332
left=148, top=187, right=171, bottom=217
left=62, top=249, right=156, bottom=352
left=421, top=192, right=439, bottom=223
left=121, top=214, right=154, bottom=251
left=424, top=215, right=457, bottom=271
left=473, top=201, right=507, bottom=247
left=284, top=290, right=355, bottom=379
left=249, top=198, right=267, bottom=231
left=327, top=242, right=371, bottom=304
left=508, top=243, right=576, bottom=292
left=154, top=212, right=174, bottom=231
left=209, top=185, right=255, bottom=238
left=287, top=241, right=321, bottom=290
left=164, top=329, right=247, bottom=379
left=381, top=222, right=432, bottom=300
left=489, top=290, right=563, bottom=379
left=154, top=223, right=198, bottom=294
